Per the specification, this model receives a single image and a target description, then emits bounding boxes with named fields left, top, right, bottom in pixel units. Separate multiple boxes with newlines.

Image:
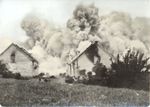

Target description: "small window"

left=11, top=51, right=16, bottom=63
left=32, top=61, right=38, bottom=70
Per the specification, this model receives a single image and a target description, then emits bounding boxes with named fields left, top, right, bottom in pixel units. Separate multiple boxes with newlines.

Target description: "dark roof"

left=69, top=42, right=93, bottom=64
left=0, top=43, right=38, bottom=63
left=69, top=41, right=115, bottom=64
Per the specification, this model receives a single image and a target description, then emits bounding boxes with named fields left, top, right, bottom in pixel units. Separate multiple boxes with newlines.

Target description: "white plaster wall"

left=78, top=53, right=94, bottom=73
left=0, top=45, right=37, bottom=76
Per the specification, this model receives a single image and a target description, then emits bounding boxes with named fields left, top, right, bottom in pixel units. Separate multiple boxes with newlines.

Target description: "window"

left=32, top=61, right=38, bottom=70
left=11, top=51, right=16, bottom=63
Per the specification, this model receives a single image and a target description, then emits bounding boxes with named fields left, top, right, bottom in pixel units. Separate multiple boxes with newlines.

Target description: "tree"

left=109, top=49, right=150, bottom=86
left=111, top=50, right=150, bottom=74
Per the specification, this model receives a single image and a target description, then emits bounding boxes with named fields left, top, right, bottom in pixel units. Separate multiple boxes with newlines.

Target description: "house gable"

left=67, top=41, right=112, bottom=76
left=77, top=52, right=95, bottom=72
left=0, top=43, right=39, bottom=76
left=0, top=43, right=38, bottom=64
left=69, top=41, right=112, bottom=67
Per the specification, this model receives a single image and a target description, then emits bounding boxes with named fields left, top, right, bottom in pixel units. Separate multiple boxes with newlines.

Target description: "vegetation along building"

left=67, top=41, right=112, bottom=77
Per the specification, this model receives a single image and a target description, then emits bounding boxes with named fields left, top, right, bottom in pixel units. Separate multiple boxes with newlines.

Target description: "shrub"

left=109, top=49, right=150, bottom=87
left=90, top=62, right=110, bottom=85
left=2, top=71, right=14, bottom=78
left=33, top=73, right=45, bottom=78
left=65, top=75, right=74, bottom=83
left=59, top=73, right=66, bottom=77
left=2, top=71, right=22, bottom=79
left=92, top=62, right=108, bottom=79
left=0, top=60, right=8, bottom=74
left=14, top=73, right=22, bottom=79
left=0, top=61, right=26, bottom=80
left=49, top=75, right=56, bottom=79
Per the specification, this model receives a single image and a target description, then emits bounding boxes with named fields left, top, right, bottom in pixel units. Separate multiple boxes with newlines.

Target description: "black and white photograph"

left=0, top=0, right=150, bottom=106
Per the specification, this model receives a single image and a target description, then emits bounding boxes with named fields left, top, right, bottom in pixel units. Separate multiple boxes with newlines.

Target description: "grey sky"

left=0, top=0, right=150, bottom=40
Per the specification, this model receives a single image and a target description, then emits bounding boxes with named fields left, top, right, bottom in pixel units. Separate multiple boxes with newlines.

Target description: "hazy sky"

left=0, top=0, right=150, bottom=40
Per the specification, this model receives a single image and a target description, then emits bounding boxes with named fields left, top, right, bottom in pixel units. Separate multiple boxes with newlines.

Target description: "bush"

left=92, top=62, right=108, bottom=80
left=59, top=73, right=66, bottom=77
left=0, top=60, right=8, bottom=74
left=0, top=61, right=23, bottom=79
left=89, top=62, right=109, bottom=85
left=2, top=71, right=14, bottom=78
left=14, top=73, right=22, bottom=79
left=50, top=75, right=56, bottom=79
left=109, top=50, right=150, bottom=87
left=2, top=71, right=22, bottom=79
left=33, top=73, right=45, bottom=78
left=65, top=76, right=74, bottom=83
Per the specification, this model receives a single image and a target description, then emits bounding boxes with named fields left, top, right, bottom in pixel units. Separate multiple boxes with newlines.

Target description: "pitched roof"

left=69, top=42, right=93, bottom=64
left=0, top=43, right=38, bottom=63
left=69, top=41, right=115, bottom=65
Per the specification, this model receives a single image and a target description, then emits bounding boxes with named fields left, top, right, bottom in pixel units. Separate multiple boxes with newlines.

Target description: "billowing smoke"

left=67, top=4, right=100, bottom=36
left=132, top=17, right=150, bottom=51
left=29, top=43, right=66, bottom=75
left=21, top=14, right=79, bottom=75
left=98, top=11, right=150, bottom=57
left=21, top=14, right=52, bottom=49
left=20, top=4, right=150, bottom=75
left=67, top=4, right=150, bottom=60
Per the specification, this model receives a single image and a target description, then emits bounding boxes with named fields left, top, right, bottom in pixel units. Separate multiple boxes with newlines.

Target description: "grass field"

left=0, top=78, right=149, bottom=106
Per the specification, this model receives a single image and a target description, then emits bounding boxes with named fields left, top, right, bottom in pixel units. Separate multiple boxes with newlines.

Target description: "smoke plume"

left=20, top=4, right=150, bottom=75
left=98, top=11, right=150, bottom=56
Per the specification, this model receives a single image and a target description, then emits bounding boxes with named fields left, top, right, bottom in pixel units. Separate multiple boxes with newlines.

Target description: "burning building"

left=66, top=41, right=111, bottom=77
left=19, top=4, right=150, bottom=76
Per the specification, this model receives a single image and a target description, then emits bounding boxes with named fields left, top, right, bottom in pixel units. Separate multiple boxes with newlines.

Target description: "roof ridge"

left=69, top=42, right=93, bottom=64
left=13, top=43, right=38, bottom=63
left=0, top=43, right=38, bottom=63
left=69, top=41, right=114, bottom=64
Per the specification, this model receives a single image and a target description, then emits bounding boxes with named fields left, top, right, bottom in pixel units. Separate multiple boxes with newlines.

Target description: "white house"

left=66, top=41, right=112, bottom=77
left=0, top=43, right=39, bottom=76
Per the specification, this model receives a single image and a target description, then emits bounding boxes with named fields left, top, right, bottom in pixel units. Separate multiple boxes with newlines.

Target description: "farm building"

left=67, top=41, right=112, bottom=77
left=0, top=43, right=39, bottom=76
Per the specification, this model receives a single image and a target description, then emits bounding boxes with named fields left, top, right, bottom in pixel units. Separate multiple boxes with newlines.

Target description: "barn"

left=0, top=43, right=39, bottom=76
left=66, top=41, right=112, bottom=77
